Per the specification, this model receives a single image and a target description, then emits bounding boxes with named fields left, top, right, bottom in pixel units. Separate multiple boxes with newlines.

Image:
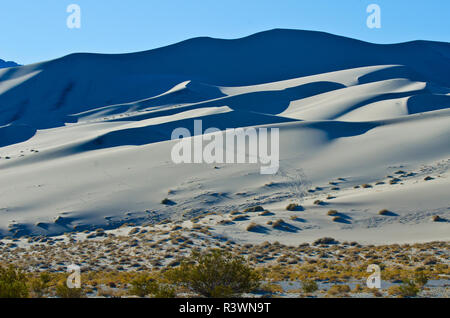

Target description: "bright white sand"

left=0, top=29, right=449, bottom=244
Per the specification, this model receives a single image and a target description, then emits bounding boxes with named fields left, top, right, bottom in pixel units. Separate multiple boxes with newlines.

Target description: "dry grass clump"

left=259, top=211, right=272, bottom=216
left=246, top=223, right=263, bottom=232
left=244, top=206, right=264, bottom=213
left=271, top=219, right=285, bottom=229
left=161, top=198, right=171, bottom=205
left=431, top=215, right=442, bottom=222
left=332, top=216, right=344, bottom=222
left=313, top=237, right=339, bottom=245
left=327, top=210, right=338, bottom=216
left=389, top=178, right=400, bottom=184
left=231, top=215, right=248, bottom=222
left=286, top=203, right=300, bottom=211
left=313, top=200, right=323, bottom=205
left=378, top=209, right=390, bottom=215
left=217, top=219, right=233, bottom=225
left=361, top=184, right=372, bottom=188
left=327, top=284, right=351, bottom=297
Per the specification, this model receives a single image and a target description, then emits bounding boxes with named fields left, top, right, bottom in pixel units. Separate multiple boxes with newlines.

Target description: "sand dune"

left=0, top=29, right=449, bottom=244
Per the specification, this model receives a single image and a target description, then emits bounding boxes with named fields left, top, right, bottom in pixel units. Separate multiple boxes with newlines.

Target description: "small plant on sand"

left=327, top=210, right=338, bottom=216
left=165, top=249, right=260, bottom=298
left=161, top=198, right=173, bottom=205
left=313, top=200, right=323, bottom=205
left=129, top=275, right=175, bottom=298
left=301, top=279, right=318, bottom=293
left=55, top=282, right=85, bottom=298
left=431, top=215, right=442, bottom=222
left=378, top=209, right=390, bottom=215
left=246, top=222, right=261, bottom=232
left=244, top=206, right=264, bottom=212
left=414, top=272, right=428, bottom=288
left=272, top=219, right=285, bottom=229
left=313, top=237, right=339, bottom=245
left=397, top=279, right=420, bottom=297
left=286, top=203, right=300, bottom=211
left=332, top=216, right=344, bottom=222
left=327, top=284, right=351, bottom=297
left=0, top=265, right=28, bottom=298
left=30, top=272, right=52, bottom=297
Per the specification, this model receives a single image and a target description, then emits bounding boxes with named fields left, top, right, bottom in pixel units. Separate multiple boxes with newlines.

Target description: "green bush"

left=55, top=282, right=85, bottom=298
left=129, top=275, right=175, bottom=298
left=0, top=265, right=29, bottom=298
left=166, top=249, right=260, bottom=297
left=414, top=272, right=428, bottom=287
left=30, top=272, right=52, bottom=297
left=398, top=279, right=419, bottom=297
left=301, top=279, right=318, bottom=293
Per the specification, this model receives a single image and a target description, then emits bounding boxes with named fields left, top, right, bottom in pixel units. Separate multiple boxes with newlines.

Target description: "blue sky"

left=1, top=0, right=449, bottom=65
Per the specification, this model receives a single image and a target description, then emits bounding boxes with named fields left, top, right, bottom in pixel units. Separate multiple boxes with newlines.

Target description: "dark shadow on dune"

left=358, top=65, right=425, bottom=84
left=2, top=29, right=450, bottom=148
left=406, top=93, right=450, bottom=114
left=76, top=110, right=298, bottom=151
left=105, top=81, right=345, bottom=124
left=329, top=89, right=427, bottom=120
left=210, top=81, right=345, bottom=115
left=161, top=199, right=176, bottom=206
left=333, top=213, right=352, bottom=224
left=380, top=211, right=399, bottom=216
left=247, top=225, right=269, bottom=234
left=291, top=217, right=307, bottom=223
left=273, top=221, right=300, bottom=232
left=0, top=125, right=36, bottom=147
left=307, top=121, right=378, bottom=140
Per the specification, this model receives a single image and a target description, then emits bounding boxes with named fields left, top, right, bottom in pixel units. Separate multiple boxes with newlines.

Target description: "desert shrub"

left=332, top=216, right=344, bottom=222
left=387, top=285, right=401, bottom=296
left=161, top=198, right=173, bottom=205
left=244, top=206, right=264, bottom=212
left=313, top=237, right=339, bottom=245
left=313, top=200, right=323, bottom=205
left=301, top=279, right=318, bottom=293
left=217, top=219, right=233, bottom=225
left=352, top=284, right=364, bottom=293
left=431, top=215, right=442, bottom=222
left=55, top=282, right=85, bottom=298
left=259, top=283, right=283, bottom=294
left=0, top=265, right=29, bottom=298
left=327, top=210, right=338, bottom=216
left=397, top=279, right=419, bottom=297
left=129, top=275, right=155, bottom=297
left=231, top=215, right=248, bottom=221
left=272, top=219, right=285, bottom=229
left=165, top=249, right=260, bottom=297
left=378, top=209, right=389, bottom=215
left=327, top=284, right=351, bottom=296
left=30, top=272, right=52, bottom=297
left=286, top=204, right=300, bottom=211
left=246, top=223, right=261, bottom=232
left=129, top=275, right=175, bottom=298
left=361, top=184, right=372, bottom=188
left=414, top=272, right=428, bottom=287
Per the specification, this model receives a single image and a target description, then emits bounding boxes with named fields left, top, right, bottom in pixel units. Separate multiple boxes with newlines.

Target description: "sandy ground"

left=0, top=29, right=449, bottom=247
